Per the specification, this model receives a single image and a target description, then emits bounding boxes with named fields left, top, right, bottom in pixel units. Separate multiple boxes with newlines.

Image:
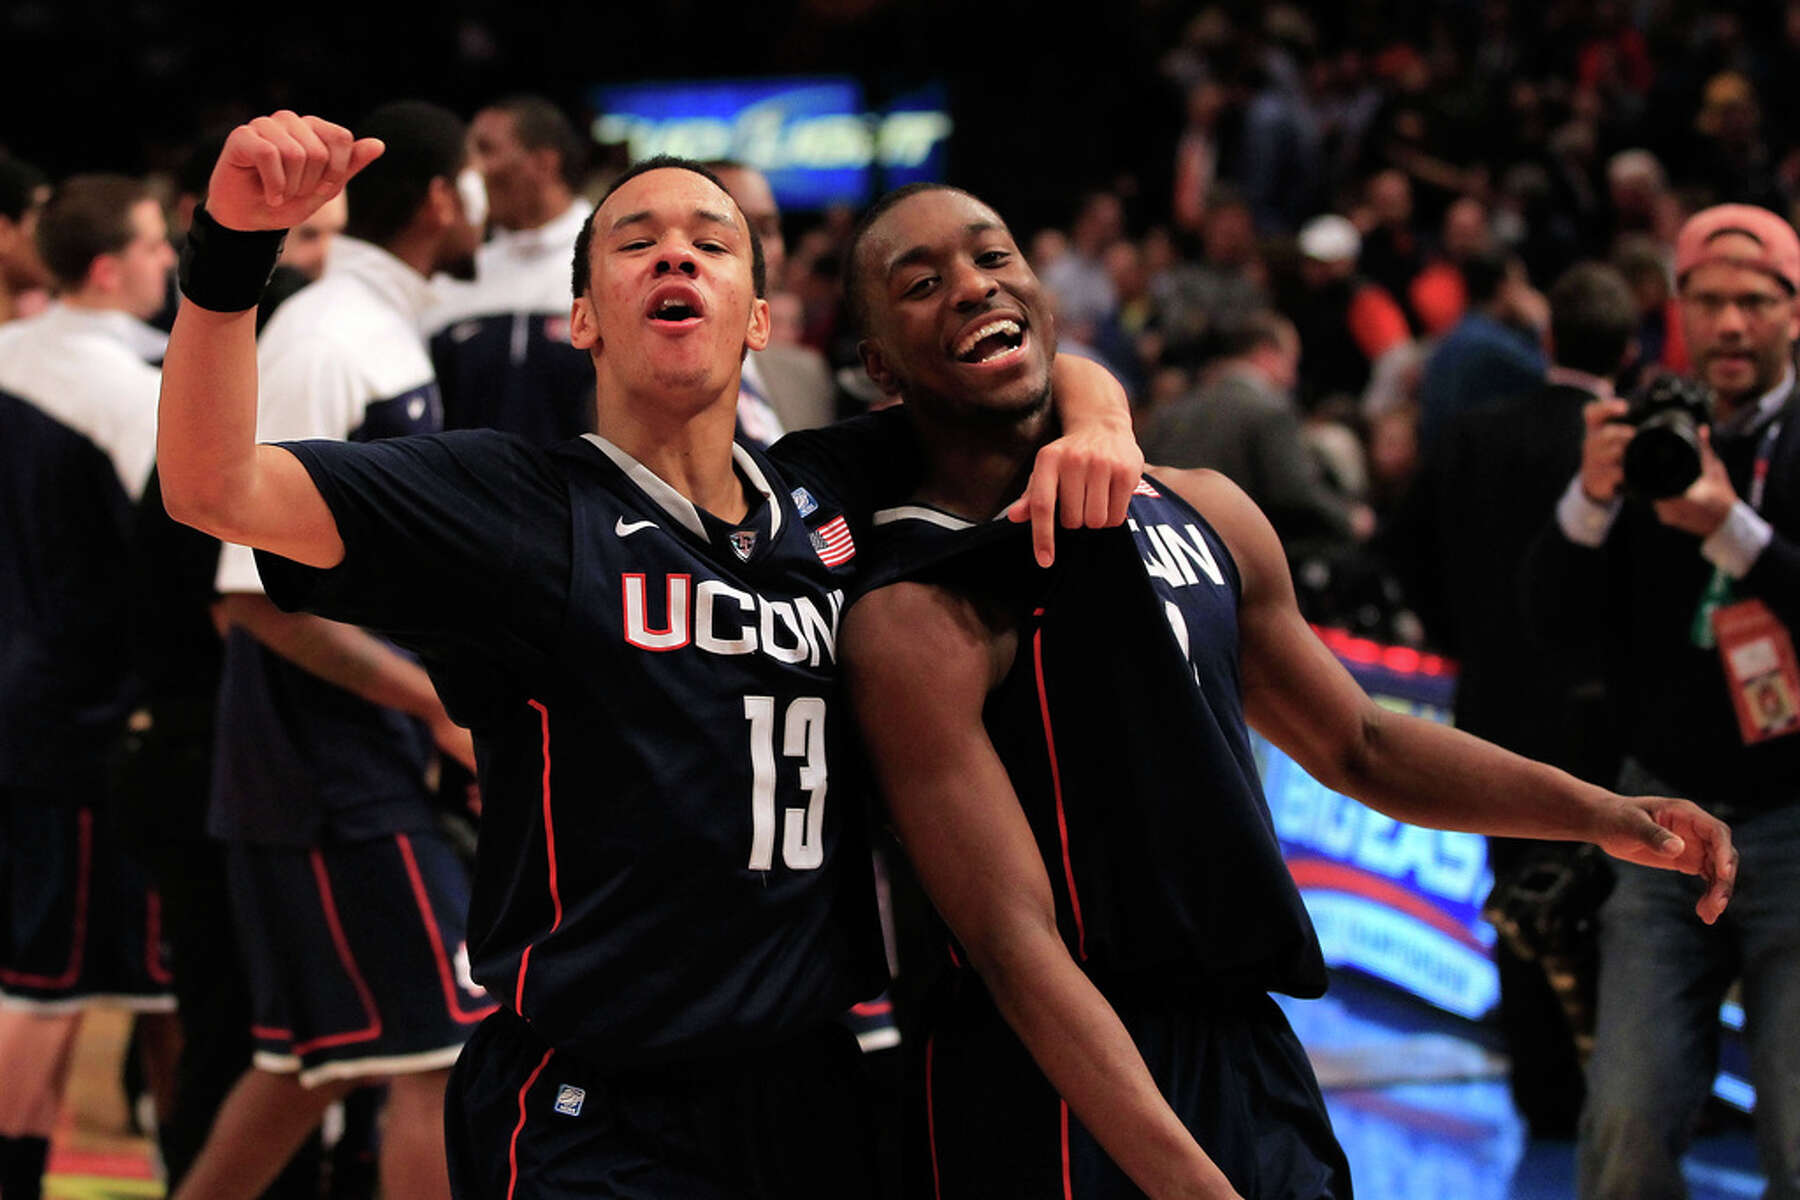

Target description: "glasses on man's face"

left=1679, top=290, right=1792, bottom=320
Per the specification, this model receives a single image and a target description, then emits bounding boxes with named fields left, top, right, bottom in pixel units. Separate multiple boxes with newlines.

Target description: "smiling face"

left=854, top=187, right=1055, bottom=424
left=571, top=166, right=769, bottom=416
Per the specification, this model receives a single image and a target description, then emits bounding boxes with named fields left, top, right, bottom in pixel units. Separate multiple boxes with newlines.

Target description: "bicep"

left=1166, top=469, right=1378, bottom=788
left=844, top=588, right=1059, bottom=958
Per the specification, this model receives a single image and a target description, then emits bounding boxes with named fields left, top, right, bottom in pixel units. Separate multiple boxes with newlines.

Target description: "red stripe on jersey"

left=813, top=515, right=856, bottom=567
left=1032, top=614, right=1088, bottom=961
left=517, top=700, right=564, bottom=1017
left=1132, top=478, right=1161, bottom=497
left=925, top=1035, right=943, bottom=1200
left=145, top=889, right=173, bottom=986
left=508, top=1047, right=555, bottom=1200
left=0, top=808, right=91, bottom=990
left=1060, top=1099, right=1074, bottom=1199
left=395, top=832, right=497, bottom=1024
left=295, top=850, right=382, bottom=1054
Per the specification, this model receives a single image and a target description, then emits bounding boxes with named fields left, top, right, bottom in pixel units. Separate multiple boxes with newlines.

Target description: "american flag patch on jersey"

left=1133, top=479, right=1161, bottom=497
left=810, top=515, right=855, bottom=567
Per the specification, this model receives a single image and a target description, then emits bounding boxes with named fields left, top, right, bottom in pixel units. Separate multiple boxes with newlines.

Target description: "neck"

left=594, top=382, right=750, bottom=523
left=512, top=188, right=574, bottom=233
left=910, top=398, right=1055, bottom=521
left=60, top=289, right=129, bottom=315
left=379, top=231, right=437, bottom=279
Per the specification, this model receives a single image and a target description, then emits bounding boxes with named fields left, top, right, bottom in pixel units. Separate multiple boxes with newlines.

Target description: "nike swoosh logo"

left=615, top=517, right=659, bottom=538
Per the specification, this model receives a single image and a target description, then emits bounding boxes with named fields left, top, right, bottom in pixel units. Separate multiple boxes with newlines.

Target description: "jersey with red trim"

left=255, top=429, right=884, bottom=1067
left=859, top=477, right=1326, bottom=997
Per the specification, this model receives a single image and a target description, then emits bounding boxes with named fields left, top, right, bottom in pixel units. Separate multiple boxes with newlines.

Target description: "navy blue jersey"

left=0, top=306, right=160, bottom=792
left=428, top=314, right=594, bottom=445
left=860, top=477, right=1326, bottom=998
left=255, top=430, right=885, bottom=1066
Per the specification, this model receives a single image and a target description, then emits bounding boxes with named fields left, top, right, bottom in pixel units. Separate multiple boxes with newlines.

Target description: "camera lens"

left=1623, top=411, right=1703, bottom=499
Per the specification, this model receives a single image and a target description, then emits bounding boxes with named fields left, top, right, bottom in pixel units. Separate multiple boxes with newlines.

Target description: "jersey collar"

left=582, top=433, right=783, bottom=545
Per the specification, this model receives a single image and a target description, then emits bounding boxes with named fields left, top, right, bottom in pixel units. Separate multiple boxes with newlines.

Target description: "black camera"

left=1619, top=373, right=1714, bottom=499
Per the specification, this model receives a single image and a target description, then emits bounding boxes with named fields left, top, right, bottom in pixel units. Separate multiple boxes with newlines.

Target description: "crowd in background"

left=5, top=3, right=1800, bottom=1197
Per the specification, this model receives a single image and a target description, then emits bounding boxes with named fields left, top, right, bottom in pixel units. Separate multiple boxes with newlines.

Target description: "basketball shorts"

left=227, top=828, right=496, bottom=1086
left=1, top=789, right=174, bottom=1011
left=921, top=975, right=1352, bottom=1199
left=446, top=1007, right=881, bottom=1199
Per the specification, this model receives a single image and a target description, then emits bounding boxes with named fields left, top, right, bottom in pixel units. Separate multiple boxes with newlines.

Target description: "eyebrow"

left=610, top=207, right=740, bottom=234
left=885, top=222, right=1003, bottom=278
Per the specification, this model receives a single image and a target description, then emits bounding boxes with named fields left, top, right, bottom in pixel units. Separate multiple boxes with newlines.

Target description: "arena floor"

left=46, top=975, right=1763, bottom=1199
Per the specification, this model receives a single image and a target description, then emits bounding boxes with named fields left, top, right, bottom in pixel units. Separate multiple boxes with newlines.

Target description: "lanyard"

left=1692, top=416, right=1785, bottom=647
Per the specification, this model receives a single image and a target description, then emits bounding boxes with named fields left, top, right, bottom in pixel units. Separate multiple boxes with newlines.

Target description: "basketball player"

left=834, top=183, right=1741, bottom=1199
left=156, top=112, right=1140, bottom=1198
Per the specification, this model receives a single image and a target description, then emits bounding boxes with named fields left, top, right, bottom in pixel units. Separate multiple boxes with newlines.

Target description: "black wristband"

left=178, top=207, right=287, bottom=313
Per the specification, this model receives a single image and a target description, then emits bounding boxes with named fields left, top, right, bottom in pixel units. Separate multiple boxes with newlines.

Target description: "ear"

left=84, top=252, right=121, bottom=296
left=859, top=338, right=904, bottom=398
left=570, top=295, right=601, bottom=353
left=426, top=176, right=459, bottom=231
left=744, top=296, right=771, bottom=354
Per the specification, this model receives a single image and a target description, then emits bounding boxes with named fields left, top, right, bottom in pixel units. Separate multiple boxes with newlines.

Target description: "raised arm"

left=158, top=112, right=383, bottom=567
left=1165, top=466, right=1739, bottom=925
left=843, top=583, right=1241, bottom=1200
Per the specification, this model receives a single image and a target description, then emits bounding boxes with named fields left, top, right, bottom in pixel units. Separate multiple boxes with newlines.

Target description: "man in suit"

left=709, top=161, right=840, bottom=437
left=1142, top=309, right=1372, bottom=547
left=1407, top=260, right=1639, bottom=1134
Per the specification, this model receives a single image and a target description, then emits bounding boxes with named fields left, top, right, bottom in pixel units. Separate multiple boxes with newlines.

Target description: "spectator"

left=427, top=94, right=595, bottom=445
left=1526, top=203, right=1800, bottom=1198
left=1409, top=195, right=1491, bottom=337
left=1407, top=262, right=1640, bottom=1134
left=1290, top=212, right=1411, bottom=405
left=711, top=162, right=840, bottom=437
left=1041, top=190, right=1124, bottom=334
left=1356, top=168, right=1425, bottom=325
left=1143, top=309, right=1371, bottom=545
left=1417, top=248, right=1548, bottom=453
left=0, top=157, right=51, bottom=325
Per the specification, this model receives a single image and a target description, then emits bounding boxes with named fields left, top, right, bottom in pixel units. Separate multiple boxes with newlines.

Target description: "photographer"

left=1525, top=204, right=1800, bottom=1199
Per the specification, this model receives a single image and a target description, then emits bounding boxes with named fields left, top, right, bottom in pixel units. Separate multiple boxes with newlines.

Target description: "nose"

left=946, top=257, right=999, bottom=311
left=654, top=247, right=699, bottom=277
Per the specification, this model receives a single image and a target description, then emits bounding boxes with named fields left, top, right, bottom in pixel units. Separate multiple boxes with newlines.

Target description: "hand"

left=1653, top=426, right=1738, bottom=537
left=1578, top=396, right=1633, bottom=504
left=1591, top=794, right=1738, bottom=924
left=207, top=111, right=384, bottom=232
left=431, top=712, right=478, bottom=774
left=1006, top=354, right=1144, bottom=567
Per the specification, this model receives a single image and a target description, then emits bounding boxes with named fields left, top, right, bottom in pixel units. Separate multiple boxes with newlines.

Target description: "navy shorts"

left=1, top=789, right=174, bottom=1012
left=922, top=975, right=1351, bottom=1200
left=446, top=1008, right=881, bottom=1199
left=227, top=828, right=496, bottom=1086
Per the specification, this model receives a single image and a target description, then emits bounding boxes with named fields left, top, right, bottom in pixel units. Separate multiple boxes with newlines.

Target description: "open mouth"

left=651, top=298, right=699, bottom=322
left=953, top=317, right=1026, bottom=365
left=645, top=284, right=705, bottom=325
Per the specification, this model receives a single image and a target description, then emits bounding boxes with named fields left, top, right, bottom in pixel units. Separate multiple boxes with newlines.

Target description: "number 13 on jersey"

left=743, top=695, right=827, bottom=871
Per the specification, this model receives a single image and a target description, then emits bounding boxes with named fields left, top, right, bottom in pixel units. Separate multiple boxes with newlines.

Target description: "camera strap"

left=1690, top=416, right=1784, bottom=649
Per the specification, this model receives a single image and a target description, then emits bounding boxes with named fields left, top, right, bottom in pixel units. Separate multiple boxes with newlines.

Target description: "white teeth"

left=954, top=318, right=1022, bottom=359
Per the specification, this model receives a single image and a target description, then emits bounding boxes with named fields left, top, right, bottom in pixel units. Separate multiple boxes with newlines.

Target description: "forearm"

left=969, top=929, right=1238, bottom=1200
left=1335, top=706, right=1611, bottom=840
left=158, top=300, right=262, bottom=534
left=1050, top=353, right=1134, bottom=435
left=223, top=595, right=445, bottom=721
